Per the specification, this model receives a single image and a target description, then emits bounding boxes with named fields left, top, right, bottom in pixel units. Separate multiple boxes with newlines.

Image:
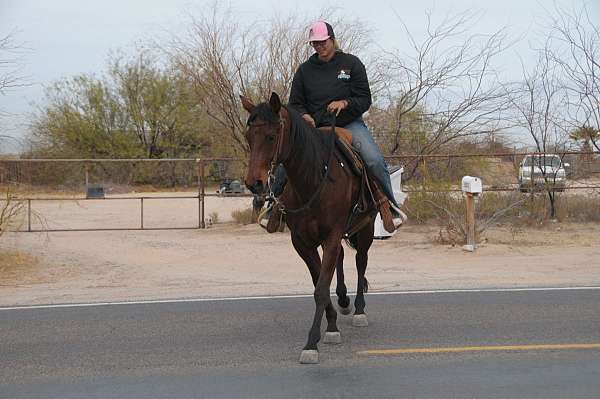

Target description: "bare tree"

left=165, top=4, right=370, bottom=154
left=545, top=4, right=600, bottom=152
left=0, top=31, right=26, bottom=98
left=0, top=31, right=28, bottom=235
left=370, top=11, right=513, bottom=181
left=508, top=44, right=570, bottom=219
left=0, top=184, right=25, bottom=237
left=0, top=30, right=28, bottom=140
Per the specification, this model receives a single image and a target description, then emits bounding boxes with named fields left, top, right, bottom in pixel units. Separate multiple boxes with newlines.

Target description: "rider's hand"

left=302, top=113, right=316, bottom=127
left=327, top=100, right=349, bottom=116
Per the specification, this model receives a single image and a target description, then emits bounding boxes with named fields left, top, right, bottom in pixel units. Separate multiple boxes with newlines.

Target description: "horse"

left=241, top=92, right=379, bottom=364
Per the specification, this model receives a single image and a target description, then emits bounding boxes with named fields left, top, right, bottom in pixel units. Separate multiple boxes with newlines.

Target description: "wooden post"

left=197, top=160, right=205, bottom=228
left=464, top=192, right=476, bottom=252
left=530, top=161, right=535, bottom=204
left=27, top=199, right=31, bottom=232
left=140, top=197, right=144, bottom=229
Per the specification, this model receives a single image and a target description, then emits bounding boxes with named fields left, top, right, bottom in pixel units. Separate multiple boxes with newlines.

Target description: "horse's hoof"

left=352, top=314, right=368, bottom=327
left=338, top=304, right=353, bottom=315
left=323, top=331, right=341, bottom=344
left=299, top=349, right=319, bottom=364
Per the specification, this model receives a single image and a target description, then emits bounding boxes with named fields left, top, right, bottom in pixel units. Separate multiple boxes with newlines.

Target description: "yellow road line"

left=357, top=343, right=600, bottom=356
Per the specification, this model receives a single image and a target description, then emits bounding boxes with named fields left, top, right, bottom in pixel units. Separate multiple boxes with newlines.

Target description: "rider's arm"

left=289, top=67, right=309, bottom=115
left=345, top=57, right=372, bottom=117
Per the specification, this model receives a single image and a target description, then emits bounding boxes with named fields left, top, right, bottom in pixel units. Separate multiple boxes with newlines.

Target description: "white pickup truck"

left=518, top=154, right=569, bottom=192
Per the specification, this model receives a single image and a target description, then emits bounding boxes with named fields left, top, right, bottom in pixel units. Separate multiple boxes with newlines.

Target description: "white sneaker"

left=390, top=203, right=407, bottom=228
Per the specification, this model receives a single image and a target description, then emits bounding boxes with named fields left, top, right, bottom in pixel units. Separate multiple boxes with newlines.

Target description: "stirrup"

left=258, top=203, right=272, bottom=229
left=258, top=202, right=285, bottom=233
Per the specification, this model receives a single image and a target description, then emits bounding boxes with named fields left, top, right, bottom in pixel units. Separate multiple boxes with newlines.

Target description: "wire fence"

left=1, top=151, right=599, bottom=232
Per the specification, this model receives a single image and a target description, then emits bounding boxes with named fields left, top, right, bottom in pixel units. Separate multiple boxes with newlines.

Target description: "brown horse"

left=241, top=92, right=377, bottom=364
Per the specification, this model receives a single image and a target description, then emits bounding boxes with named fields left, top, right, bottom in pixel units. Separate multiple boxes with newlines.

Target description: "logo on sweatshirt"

left=337, top=70, right=351, bottom=80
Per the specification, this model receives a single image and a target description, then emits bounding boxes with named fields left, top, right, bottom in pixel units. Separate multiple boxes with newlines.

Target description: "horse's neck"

left=282, top=123, right=328, bottom=200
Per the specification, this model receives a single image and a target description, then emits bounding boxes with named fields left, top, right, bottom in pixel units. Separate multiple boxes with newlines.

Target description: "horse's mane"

left=249, top=103, right=334, bottom=185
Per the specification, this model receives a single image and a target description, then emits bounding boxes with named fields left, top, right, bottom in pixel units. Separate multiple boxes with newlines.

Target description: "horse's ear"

left=240, top=95, right=255, bottom=113
left=269, top=92, right=281, bottom=114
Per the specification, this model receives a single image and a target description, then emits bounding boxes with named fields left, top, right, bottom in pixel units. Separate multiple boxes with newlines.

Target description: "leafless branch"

left=370, top=10, right=514, bottom=181
left=164, top=4, right=370, bottom=155
left=543, top=4, right=600, bottom=151
left=0, top=30, right=29, bottom=95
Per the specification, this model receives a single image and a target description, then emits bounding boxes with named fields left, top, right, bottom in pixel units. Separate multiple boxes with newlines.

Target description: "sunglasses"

left=310, top=39, right=329, bottom=48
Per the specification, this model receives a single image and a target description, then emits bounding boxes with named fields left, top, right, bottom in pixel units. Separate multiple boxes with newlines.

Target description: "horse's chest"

left=288, top=217, right=330, bottom=245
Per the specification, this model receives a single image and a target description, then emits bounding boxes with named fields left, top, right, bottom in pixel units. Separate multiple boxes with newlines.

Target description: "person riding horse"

left=260, top=20, right=404, bottom=231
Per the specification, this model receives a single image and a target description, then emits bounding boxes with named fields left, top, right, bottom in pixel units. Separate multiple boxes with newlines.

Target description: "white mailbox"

left=461, top=176, right=482, bottom=194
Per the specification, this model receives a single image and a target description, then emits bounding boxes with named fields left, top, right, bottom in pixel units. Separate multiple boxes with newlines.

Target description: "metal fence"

left=1, top=151, right=598, bottom=232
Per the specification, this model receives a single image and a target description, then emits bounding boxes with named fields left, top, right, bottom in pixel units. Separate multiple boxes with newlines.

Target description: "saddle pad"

left=334, top=135, right=364, bottom=177
left=319, top=126, right=352, bottom=146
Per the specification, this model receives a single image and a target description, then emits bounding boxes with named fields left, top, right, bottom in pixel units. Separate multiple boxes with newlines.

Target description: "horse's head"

left=241, top=92, right=286, bottom=195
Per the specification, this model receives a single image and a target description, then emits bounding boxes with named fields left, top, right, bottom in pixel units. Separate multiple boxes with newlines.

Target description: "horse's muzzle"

left=245, top=180, right=265, bottom=196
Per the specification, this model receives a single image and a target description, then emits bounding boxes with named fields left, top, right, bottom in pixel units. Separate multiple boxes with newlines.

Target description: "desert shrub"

left=0, top=187, right=26, bottom=235
left=231, top=207, right=255, bottom=225
left=402, top=182, right=461, bottom=224
left=7, top=160, right=204, bottom=191
left=406, top=189, right=530, bottom=244
left=208, top=211, right=219, bottom=224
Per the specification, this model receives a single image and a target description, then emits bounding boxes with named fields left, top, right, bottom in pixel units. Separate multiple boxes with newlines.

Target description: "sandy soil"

left=1, top=192, right=599, bottom=306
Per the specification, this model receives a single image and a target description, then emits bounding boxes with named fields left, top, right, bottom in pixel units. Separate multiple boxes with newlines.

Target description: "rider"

left=260, top=20, right=404, bottom=232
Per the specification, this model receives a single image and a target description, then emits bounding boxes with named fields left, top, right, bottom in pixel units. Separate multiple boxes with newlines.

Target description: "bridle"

left=247, top=116, right=286, bottom=186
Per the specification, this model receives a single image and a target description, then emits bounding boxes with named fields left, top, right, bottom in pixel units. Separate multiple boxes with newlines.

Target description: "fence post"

left=197, top=159, right=206, bottom=228
left=27, top=199, right=31, bottom=232
left=140, top=198, right=144, bottom=229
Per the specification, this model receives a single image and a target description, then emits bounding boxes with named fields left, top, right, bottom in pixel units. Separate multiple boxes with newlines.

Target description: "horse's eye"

left=266, top=135, right=276, bottom=143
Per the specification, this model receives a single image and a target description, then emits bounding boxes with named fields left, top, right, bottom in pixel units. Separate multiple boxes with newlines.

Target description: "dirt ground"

left=1, top=192, right=599, bottom=306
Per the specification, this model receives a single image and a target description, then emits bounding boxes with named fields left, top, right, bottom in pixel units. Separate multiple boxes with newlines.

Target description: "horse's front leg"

left=291, top=235, right=340, bottom=348
left=300, top=237, right=341, bottom=364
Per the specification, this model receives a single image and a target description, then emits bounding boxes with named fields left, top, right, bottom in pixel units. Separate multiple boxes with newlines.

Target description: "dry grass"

left=231, top=207, right=255, bottom=225
left=404, top=190, right=600, bottom=245
left=0, top=250, right=41, bottom=285
left=556, top=195, right=600, bottom=222
left=483, top=222, right=600, bottom=246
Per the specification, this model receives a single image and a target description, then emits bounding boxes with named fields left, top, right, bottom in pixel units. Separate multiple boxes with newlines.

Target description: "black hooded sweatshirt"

left=288, top=51, right=372, bottom=127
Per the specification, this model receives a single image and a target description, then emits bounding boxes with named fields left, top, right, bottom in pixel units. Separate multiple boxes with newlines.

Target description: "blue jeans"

left=270, top=119, right=398, bottom=208
left=344, top=119, right=399, bottom=208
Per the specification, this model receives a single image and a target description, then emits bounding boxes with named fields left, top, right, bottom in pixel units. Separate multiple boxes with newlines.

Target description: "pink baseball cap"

left=308, top=21, right=335, bottom=42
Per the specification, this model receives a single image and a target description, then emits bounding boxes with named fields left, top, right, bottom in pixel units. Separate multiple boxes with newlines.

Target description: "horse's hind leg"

left=353, top=224, right=374, bottom=327
left=335, top=246, right=352, bottom=315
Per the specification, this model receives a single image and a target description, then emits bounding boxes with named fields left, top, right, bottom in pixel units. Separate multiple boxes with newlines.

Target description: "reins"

left=269, top=110, right=337, bottom=215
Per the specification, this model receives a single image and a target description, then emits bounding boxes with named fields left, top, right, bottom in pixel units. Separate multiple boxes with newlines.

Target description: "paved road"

left=1, top=288, right=600, bottom=398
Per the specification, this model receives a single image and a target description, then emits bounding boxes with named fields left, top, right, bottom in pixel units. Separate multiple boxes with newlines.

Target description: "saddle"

left=328, top=128, right=396, bottom=235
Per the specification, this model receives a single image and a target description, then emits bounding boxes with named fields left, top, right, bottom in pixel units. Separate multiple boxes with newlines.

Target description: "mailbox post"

left=461, top=176, right=482, bottom=252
